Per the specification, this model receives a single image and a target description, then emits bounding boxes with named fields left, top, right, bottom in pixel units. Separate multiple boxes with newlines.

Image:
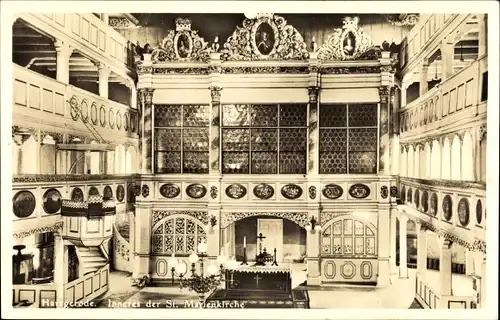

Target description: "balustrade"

left=13, top=65, right=139, bottom=140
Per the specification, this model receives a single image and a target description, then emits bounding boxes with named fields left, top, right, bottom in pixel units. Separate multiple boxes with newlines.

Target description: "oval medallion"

left=322, top=184, right=343, bottom=200
left=13, top=190, right=36, bottom=218
left=103, top=185, right=113, bottom=200
left=281, top=184, right=303, bottom=200
left=407, top=188, right=413, bottom=203
left=401, top=186, right=406, bottom=203
left=348, top=184, right=370, bottom=199
left=458, top=198, right=470, bottom=227
left=43, top=188, right=62, bottom=214
left=160, top=183, right=181, bottom=198
left=116, top=185, right=125, bottom=202
left=186, top=183, right=207, bottom=199
left=430, top=193, right=438, bottom=216
left=442, top=195, right=453, bottom=221
left=109, top=109, right=115, bottom=128
left=414, top=189, right=420, bottom=209
left=71, top=188, right=84, bottom=202
left=124, top=113, right=129, bottom=131
left=225, top=183, right=247, bottom=199
left=80, top=99, right=89, bottom=122
left=421, top=191, right=429, bottom=213
left=255, top=22, right=275, bottom=56
left=476, top=200, right=482, bottom=224
left=91, top=102, right=98, bottom=125
left=116, top=111, right=122, bottom=129
left=175, top=32, right=193, bottom=59
left=253, top=183, right=274, bottom=200
left=100, top=105, right=106, bottom=127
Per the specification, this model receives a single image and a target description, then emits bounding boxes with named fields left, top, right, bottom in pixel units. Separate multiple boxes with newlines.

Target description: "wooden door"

left=257, top=219, right=283, bottom=262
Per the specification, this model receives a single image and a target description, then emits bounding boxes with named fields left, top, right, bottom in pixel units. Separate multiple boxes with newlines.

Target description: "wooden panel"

left=72, top=14, right=80, bottom=35
left=117, top=44, right=123, bottom=62
left=100, top=269, right=108, bottom=287
left=456, top=84, right=465, bottom=111
left=19, top=289, right=36, bottom=303
left=55, top=14, right=65, bottom=26
left=29, top=84, right=40, bottom=109
left=90, top=24, right=98, bottom=47
left=55, top=93, right=65, bottom=115
left=69, top=217, right=79, bottom=233
left=42, top=89, right=53, bottom=113
left=81, top=19, right=89, bottom=42
left=99, top=30, right=106, bottom=51
left=442, top=93, right=449, bottom=117
left=65, top=286, right=74, bottom=303
left=14, top=80, right=27, bottom=106
left=84, top=278, right=93, bottom=297
left=110, top=38, right=116, bottom=58
left=449, top=88, right=457, bottom=114
left=75, top=281, right=84, bottom=301
left=465, top=79, right=475, bottom=107
left=86, top=219, right=100, bottom=233
left=39, top=290, right=56, bottom=308
left=321, top=258, right=377, bottom=283
left=93, top=274, right=100, bottom=291
left=321, top=88, right=380, bottom=103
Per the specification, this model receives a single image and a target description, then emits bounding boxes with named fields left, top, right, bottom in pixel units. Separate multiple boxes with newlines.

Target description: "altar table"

left=225, top=265, right=292, bottom=293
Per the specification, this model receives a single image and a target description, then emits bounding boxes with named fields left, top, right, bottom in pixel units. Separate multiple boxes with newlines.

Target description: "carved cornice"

left=221, top=66, right=309, bottom=74
left=136, top=63, right=152, bottom=75
left=152, top=67, right=209, bottom=75
left=151, top=18, right=211, bottom=63
left=13, top=174, right=137, bottom=184
left=400, top=177, right=486, bottom=190
left=151, top=210, right=208, bottom=227
left=412, top=216, right=486, bottom=253
left=109, top=17, right=138, bottom=29
left=385, top=14, right=420, bottom=26
left=320, top=66, right=380, bottom=74
left=378, top=86, right=391, bottom=104
left=221, top=212, right=309, bottom=229
left=317, top=17, right=382, bottom=61
left=222, top=14, right=309, bottom=61
left=13, top=221, right=64, bottom=239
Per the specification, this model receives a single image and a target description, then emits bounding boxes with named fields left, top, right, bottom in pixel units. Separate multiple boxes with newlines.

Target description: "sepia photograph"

left=1, top=1, right=498, bottom=319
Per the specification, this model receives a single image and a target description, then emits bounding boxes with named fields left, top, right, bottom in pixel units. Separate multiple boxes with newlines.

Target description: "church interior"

left=9, top=12, right=489, bottom=310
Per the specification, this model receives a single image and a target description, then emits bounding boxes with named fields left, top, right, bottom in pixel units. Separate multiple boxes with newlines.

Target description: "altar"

left=225, top=265, right=292, bottom=293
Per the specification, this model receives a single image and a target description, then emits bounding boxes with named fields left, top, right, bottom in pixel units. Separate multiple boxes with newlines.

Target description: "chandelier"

left=168, top=240, right=238, bottom=300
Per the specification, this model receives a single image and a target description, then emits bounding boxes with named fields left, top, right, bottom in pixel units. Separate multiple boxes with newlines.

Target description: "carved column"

left=306, top=218, right=321, bottom=285
left=97, top=63, right=110, bottom=99
left=438, top=237, right=453, bottom=298
left=419, top=60, right=430, bottom=96
left=378, top=86, right=392, bottom=175
left=210, top=86, right=222, bottom=175
left=308, top=86, right=320, bottom=175
left=399, top=212, right=408, bottom=278
left=416, top=222, right=428, bottom=281
left=133, top=204, right=152, bottom=280
left=54, top=40, right=72, bottom=84
left=138, top=88, right=155, bottom=174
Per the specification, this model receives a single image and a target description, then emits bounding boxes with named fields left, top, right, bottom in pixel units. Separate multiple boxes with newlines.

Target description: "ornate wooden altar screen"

left=135, top=13, right=397, bottom=289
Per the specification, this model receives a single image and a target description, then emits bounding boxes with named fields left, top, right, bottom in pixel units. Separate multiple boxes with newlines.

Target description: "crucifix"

left=256, top=232, right=266, bottom=255
left=253, top=274, right=262, bottom=289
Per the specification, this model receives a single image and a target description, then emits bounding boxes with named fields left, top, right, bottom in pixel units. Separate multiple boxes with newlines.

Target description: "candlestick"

left=243, top=236, right=246, bottom=248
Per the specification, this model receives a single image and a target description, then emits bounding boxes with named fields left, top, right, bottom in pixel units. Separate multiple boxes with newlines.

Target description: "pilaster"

left=133, top=204, right=152, bottom=279
left=54, top=39, right=73, bottom=84
left=389, top=207, right=398, bottom=274
left=416, top=222, right=428, bottom=281
left=138, top=88, right=155, bottom=174
left=377, top=204, right=391, bottom=286
left=399, top=211, right=408, bottom=278
left=438, top=237, right=453, bottom=296
left=97, top=62, right=110, bottom=99
left=209, top=85, right=222, bottom=175
left=440, top=38, right=455, bottom=81
left=419, top=60, right=430, bottom=96
left=53, top=233, right=65, bottom=303
left=306, top=229, right=321, bottom=286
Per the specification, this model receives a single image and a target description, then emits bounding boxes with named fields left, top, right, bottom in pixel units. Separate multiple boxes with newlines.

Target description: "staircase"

left=77, top=247, right=108, bottom=275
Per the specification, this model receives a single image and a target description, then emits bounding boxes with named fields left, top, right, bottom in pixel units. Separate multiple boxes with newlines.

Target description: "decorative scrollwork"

left=151, top=18, right=211, bottom=63
left=317, top=16, right=381, bottom=61
left=390, top=186, right=398, bottom=198
left=322, top=184, right=343, bottom=200
left=152, top=210, right=208, bottom=227
left=152, top=67, right=210, bottom=75
left=380, top=186, right=389, bottom=199
left=221, top=211, right=309, bottom=229
left=221, top=66, right=309, bottom=74
left=141, top=185, right=150, bottom=198
left=221, top=13, right=309, bottom=61
left=210, top=186, right=218, bottom=199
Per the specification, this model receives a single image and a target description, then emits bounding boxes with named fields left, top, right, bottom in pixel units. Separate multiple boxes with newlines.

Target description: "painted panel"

left=90, top=24, right=98, bottom=47
left=55, top=14, right=65, bottom=26
left=84, top=278, right=93, bottom=297
left=81, top=19, right=90, bottom=42
left=456, top=84, right=465, bottom=111
left=75, top=281, right=84, bottom=301
left=72, top=14, right=80, bottom=35
left=55, top=93, right=65, bottom=115
left=465, top=79, right=475, bottom=107
left=14, top=80, right=27, bottom=106
left=99, top=30, right=106, bottom=51
left=93, top=274, right=100, bottom=291
left=101, top=269, right=108, bottom=287
left=19, top=289, right=36, bottom=303
left=42, top=89, right=53, bottom=113
left=29, top=84, right=40, bottom=109
left=321, top=258, right=377, bottom=283
left=86, top=219, right=100, bottom=233
left=65, top=286, right=74, bottom=303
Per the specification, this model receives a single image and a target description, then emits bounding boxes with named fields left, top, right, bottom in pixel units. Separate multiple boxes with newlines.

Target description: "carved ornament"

left=317, top=17, right=381, bottom=61
left=221, top=211, right=309, bottom=229
left=320, top=66, right=380, bottom=74
left=13, top=221, right=64, bottom=239
left=152, top=210, right=208, bottom=227
left=210, top=86, right=222, bottom=104
left=152, top=67, right=209, bottom=75
left=221, top=66, right=309, bottom=74
left=222, top=13, right=309, bottom=61
left=151, top=18, right=211, bottom=63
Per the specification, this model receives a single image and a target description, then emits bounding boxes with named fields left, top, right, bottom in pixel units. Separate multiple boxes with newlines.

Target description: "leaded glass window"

left=221, top=104, right=307, bottom=174
left=154, top=105, right=210, bottom=174
left=319, top=104, right=378, bottom=174
left=321, top=218, right=376, bottom=256
left=151, top=216, right=207, bottom=254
